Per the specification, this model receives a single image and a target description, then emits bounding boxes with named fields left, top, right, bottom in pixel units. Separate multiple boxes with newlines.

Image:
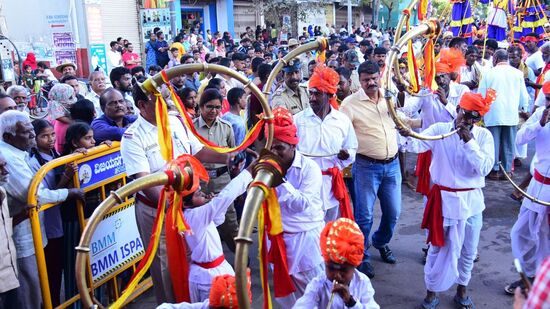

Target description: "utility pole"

left=348, top=0, right=353, bottom=33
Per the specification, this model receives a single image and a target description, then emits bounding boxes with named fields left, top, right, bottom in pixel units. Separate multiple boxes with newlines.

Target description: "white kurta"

left=294, top=107, right=358, bottom=212
left=293, top=270, right=380, bottom=309
left=157, top=300, right=208, bottom=309
left=401, top=82, right=469, bottom=131
left=274, top=151, right=326, bottom=307
left=184, top=171, right=252, bottom=292
left=403, top=122, right=495, bottom=291
left=511, top=107, right=550, bottom=277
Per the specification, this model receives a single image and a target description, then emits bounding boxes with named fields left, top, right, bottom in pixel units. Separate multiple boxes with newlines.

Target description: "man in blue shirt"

left=91, top=88, right=137, bottom=145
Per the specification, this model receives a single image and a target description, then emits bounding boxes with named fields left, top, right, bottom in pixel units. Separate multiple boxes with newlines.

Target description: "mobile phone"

left=514, top=259, right=532, bottom=294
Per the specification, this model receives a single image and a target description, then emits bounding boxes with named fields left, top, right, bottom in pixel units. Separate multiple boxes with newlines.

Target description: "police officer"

left=192, top=89, right=240, bottom=253
left=272, top=59, right=310, bottom=115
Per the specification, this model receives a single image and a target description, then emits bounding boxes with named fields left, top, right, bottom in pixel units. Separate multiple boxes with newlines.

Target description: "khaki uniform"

left=192, top=116, right=239, bottom=252
left=272, top=83, right=310, bottom=115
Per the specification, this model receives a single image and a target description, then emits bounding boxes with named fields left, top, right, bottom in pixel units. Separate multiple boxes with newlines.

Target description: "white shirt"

left=86, top=91, right=103, bottom=117
left=157, top=300, right=208, bottom=309
left=526, top=50, right=545, bottom=73
left=294, top=107, right=358, bottom=210
left=121, top=115, right=204, bottom=177
left=293, top=270, right=380, bottom=309
left=402, top=122, right=495, bottom=220
left=516, top=107, right=550, bottom=214
left=534, top=70, right=550, bottom=108
left=402, top=82, right=468, bottom=130
left=478, top=64, right=530, bottom=126
left=0, top=142, right=69, bottom=257
left=106, top=49, right=122, bottom=73
left=276, top=151, right=325, bottom=274
left=184, top=170, right=252, bottom=284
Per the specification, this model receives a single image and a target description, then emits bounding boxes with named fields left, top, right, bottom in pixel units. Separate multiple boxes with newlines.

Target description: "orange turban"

left=459, top=89, right=497, bottom=116
left=265, top=107, right=299, bottom=145
left=209, top=273, right=251, bottom=308
left=309, top=65, right=339, bottom=95
left=435, top=48, right=465, bottom=74
left=542, top=81, right=550, bottom=95
left=320, top=218, right=365, bottom=267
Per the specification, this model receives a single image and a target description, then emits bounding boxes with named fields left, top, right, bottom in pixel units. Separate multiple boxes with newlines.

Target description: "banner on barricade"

left=78, top=150, right=125, bottom=190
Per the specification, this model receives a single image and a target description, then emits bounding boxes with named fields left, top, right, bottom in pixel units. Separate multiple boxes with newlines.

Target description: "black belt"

left=207, top=166, right=228, bottom=178
left=357, top=153, right=398, bottom=164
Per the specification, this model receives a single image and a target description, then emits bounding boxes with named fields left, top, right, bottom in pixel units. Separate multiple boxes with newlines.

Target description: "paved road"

left=128, top=152, right=527, bottom=308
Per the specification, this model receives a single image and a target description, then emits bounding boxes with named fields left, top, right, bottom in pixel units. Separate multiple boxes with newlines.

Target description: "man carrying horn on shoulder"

left=399, top=90, right=496, bottom=309
left=505, top=81, right=550, bottom=295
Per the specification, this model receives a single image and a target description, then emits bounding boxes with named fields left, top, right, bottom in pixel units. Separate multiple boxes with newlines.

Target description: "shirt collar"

left=137, top=115, right=156, bottom=131
left=0, top=140, right=28, bottom=158
left=283, top=83, right=298, bottom=97
left=198, top=115, right=218, bottom=128
left=303, top=106, right=337, bottom=120
left=290, top=151, right=303, bottom=169
left=357, top=88, right=383, bottom=103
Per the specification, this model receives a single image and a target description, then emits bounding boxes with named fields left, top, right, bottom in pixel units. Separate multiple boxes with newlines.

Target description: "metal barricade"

left=27, top=143, right=151, bottom=308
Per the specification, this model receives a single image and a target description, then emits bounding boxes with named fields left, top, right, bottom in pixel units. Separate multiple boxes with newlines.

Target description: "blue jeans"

left=487, top=125, right=516, bottom=173
left=353, top=156, right=402, bottom=261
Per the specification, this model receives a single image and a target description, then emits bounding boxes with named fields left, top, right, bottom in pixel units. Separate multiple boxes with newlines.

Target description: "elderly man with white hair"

left=0, top=110, right=84, bottom=308
left=6, top=85, right=28, bottom=113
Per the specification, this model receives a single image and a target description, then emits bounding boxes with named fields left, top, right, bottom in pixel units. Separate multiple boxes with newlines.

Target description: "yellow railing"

left=27, top=142, right=151, bottom=308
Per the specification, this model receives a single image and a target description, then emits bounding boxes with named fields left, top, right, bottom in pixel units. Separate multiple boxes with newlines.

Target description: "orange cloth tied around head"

left=435, top=48, right=465, bottom=74
left=459, top=89, right=497, bottom=116
left=542, top=81, right=550, bottom=95
left=320, top=218, right=365, bottom=267
left=308, top=64, right=341, bottom=109
left=209, top=273, right=251, bottom=309
left=265, top=107, right=299, bottom=145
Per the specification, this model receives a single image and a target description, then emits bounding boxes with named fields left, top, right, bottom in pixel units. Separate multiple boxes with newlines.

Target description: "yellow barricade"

left=27, top=142, right=151, bottom=308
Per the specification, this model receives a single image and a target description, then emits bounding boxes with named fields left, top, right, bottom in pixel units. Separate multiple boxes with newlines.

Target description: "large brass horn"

left=384, top=20, right=459, bottom=140
left=499, top=163, right=550, bottom=206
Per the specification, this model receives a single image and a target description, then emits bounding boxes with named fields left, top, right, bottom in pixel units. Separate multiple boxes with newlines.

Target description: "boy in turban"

left=265, top=107, right=325, bottom=307
left=399, top=90, right=496, bottom=309
left=294, top=218, right=379, bottom=308
left=294, top=65, right=358, bottom=222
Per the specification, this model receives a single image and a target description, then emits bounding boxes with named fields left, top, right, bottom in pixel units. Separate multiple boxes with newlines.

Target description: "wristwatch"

left=345, top=295, right=356, bottom=307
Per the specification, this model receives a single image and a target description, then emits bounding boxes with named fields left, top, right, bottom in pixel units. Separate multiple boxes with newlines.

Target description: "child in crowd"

left=28, top=119, right=78, bottom=306
left=294, top=218, right=380, bottom=308
left=168, top=47, right=181, bottom=68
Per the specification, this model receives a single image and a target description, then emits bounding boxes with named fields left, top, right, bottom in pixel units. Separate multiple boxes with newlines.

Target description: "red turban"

left=309, top=65, right=339, bottom=95
left=435, top=48, right=465, bottom=74
left=209, top=273, right=251, bottom=309
left=542, top=81, right=550, bottom=95
left=320, top=218, right=365, bottom=267
left=266, top=107, right=299, bottom=145
left=459, top=89, right=497, bottom=116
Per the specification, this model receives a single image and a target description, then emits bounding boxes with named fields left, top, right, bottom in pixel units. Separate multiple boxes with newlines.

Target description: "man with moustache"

left=272, top=60, right=309, bottom=115
left=110, top=67, right=138, bottom=115
left=86, top=71, right=108, bottom=116
left=294, top=65, right=358, bottom=222
left=340, top=61, right=402, bottom=279
left=91, top=88, right=137, bottom=145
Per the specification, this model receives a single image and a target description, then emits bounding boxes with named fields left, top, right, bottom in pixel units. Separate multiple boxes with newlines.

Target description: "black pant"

left=0, top=288, right=18, bottom=309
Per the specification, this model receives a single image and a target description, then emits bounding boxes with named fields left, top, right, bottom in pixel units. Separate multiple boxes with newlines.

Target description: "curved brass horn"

left=263, top=37, right=329, bottom=95
left=76, top=165, right=193, bottom=308
left=499, top=163, right=550, bottom=207
left=384, top=19, right=459, bottom=140
left=394, top=0, right=419, bottom=42
left=141, top=63, right=275, bottom=149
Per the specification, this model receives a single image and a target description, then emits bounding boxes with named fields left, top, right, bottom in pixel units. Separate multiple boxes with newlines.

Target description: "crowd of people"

left=0, top=18, right=549, bottom=309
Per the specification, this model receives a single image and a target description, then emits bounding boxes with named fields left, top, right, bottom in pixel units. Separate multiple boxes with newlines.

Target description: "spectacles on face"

left=204, top=104, right=222, bottom=111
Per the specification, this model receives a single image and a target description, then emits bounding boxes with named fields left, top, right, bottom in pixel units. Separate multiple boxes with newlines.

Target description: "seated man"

left=157, top=273, right=252, bottom=309
left=91, top=88, right=137, bottom=144
left=294, top=218, right=380, bottom=308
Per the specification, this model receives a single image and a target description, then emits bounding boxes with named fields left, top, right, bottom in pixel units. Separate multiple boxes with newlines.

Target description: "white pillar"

left=347, top=0, right=352, bottom=33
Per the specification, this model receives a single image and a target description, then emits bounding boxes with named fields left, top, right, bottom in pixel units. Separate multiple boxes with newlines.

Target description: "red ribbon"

left=322, top=167, right=354, bottom=220
left=415, top=150, right=432, bottom=196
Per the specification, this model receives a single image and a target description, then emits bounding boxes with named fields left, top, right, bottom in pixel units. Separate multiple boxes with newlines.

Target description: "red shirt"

left=525, top=256, right=550, bottom=309
left=122, top=52, right=140, bottom=70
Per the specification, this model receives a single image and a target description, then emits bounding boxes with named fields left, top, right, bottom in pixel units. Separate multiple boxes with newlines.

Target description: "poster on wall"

left=48, top=14, right=77, bottom=65
left=140, top=8, right=171, bottom=42
left=90, top=44, right=108, bottom=75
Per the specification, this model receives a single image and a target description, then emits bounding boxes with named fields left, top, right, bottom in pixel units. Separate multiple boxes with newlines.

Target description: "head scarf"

left=542, top=81, right=550, bottom=95
left=48, top=83, right=77, bottom=106
left=435, top=48, right=465, bottom=74
left=23, top=52, right=37, bottom=70
left=459, top=89, right=497, bottom=116
left=308, top=65, right=340, bottom=109
left=265, top=107, right=299, bottom=145
left=209, top=273, right=251, bottom=309
left=320, top=218, right=365, bottom=267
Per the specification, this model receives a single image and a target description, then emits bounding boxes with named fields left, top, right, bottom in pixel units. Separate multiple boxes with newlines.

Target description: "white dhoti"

left=424, top=213, right=482, bottom=292
left=511, top=207, right=550, bottom=277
